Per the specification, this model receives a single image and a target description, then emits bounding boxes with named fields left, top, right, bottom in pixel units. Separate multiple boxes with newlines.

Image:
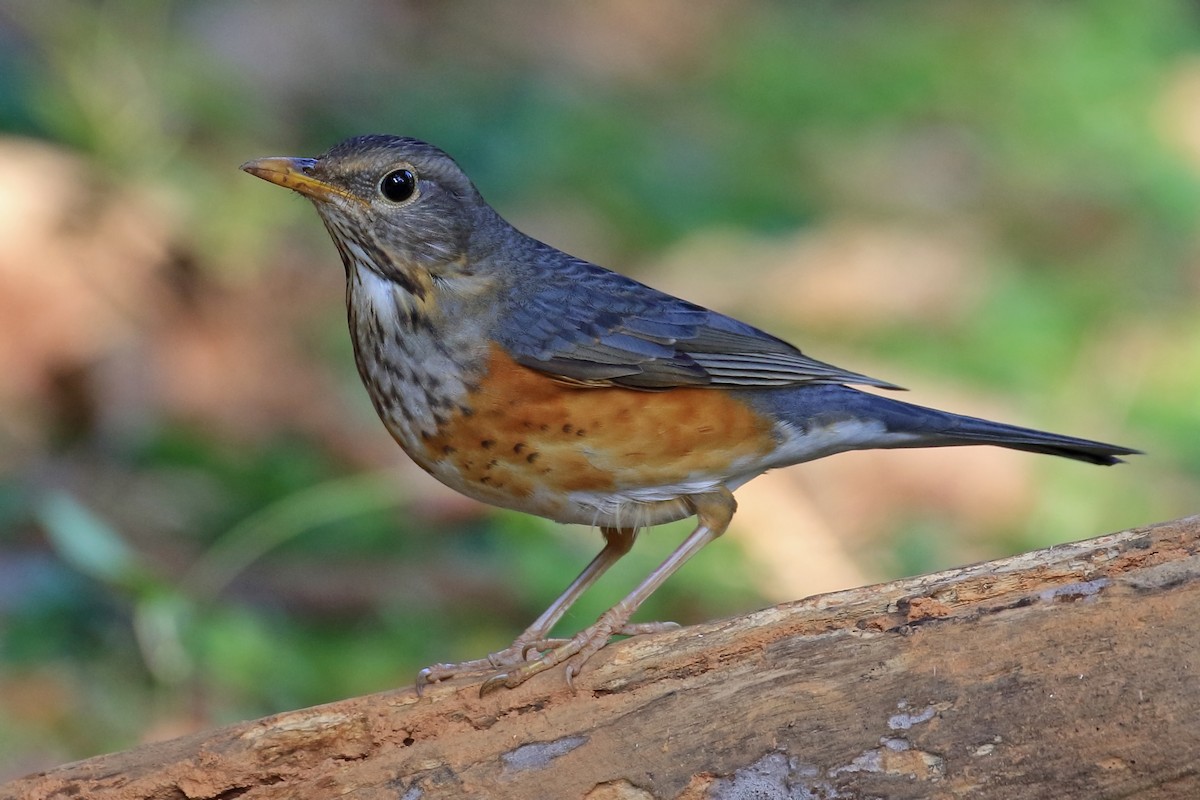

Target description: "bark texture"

left=5, top=515, right=1199, bottom=800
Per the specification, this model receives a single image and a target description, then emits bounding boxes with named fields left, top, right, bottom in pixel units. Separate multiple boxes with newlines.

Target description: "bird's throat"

left=345, top=263, right=486, bottom=450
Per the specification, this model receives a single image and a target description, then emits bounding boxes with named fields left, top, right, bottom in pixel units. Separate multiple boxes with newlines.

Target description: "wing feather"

left=497, top=248, right=901, bottom=392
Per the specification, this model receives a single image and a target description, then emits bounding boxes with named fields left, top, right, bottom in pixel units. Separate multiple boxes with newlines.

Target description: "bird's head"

left=242, top=135, right=501, bottom=286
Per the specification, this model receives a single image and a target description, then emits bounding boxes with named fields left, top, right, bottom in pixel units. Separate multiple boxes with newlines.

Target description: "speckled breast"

left=397, top=345, right=780, bottom=526
left=345, top=264, right=781, bottom=526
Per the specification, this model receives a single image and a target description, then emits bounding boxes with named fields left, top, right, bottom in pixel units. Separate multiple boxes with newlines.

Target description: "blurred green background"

left=1, top=0, right=1196, bottom=777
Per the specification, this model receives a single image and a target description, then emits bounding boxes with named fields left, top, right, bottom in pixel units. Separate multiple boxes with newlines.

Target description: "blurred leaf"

left=132, top=590, right=194, bottom=685
left=182, top=469, right=413, bottom=600
left=34, top=492, right=146, bottom=590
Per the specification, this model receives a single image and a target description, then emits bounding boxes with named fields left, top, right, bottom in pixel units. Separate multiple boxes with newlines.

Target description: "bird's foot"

left=478, top=613, right=678, bottom=696
left=416, top=616, right=676, bottom=696
left=416, top=637, right=551, bottom=694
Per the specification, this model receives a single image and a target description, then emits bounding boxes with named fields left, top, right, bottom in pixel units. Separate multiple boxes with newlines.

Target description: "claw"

left=564, top=663, right=579, bottom=694
left=415, top=668, right=433, bottom=697
left=478, top=672, right=512, bottom=697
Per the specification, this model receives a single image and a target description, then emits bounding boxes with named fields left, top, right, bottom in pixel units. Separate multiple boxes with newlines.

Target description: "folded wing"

left=496, top=250, right=901, bottom=392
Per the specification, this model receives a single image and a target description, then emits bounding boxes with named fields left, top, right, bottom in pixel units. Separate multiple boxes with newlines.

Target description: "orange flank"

left=403, top=346, right=777, bottom=518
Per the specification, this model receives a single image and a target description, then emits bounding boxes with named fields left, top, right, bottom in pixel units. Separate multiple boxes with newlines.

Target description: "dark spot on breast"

left=460, top=406, right=475, bottom=417
left=513, top=443, right=526, bottom=454
left=486, top=459, right=498, bottom=469
left=562, top=423, right=573, bottom=434
left=480, top=475, right=492, bottom=485
left=539, top=424, right=549, bottom=432
left=527, top=452, right=540, bottom=464
left=402, top=307, right=423, bottom=331
left=575, top=429, right=587, bottom=437
left=481, top=439, right=495, bottom=449
left=442, top=445, right=457, bottom=455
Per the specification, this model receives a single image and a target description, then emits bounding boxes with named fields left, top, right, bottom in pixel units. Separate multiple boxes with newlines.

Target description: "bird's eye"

left=379, top=169, right=417, bottom=203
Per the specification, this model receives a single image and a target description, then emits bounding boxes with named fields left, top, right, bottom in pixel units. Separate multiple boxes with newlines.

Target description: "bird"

left=241, top=134, right=1138, bottom=694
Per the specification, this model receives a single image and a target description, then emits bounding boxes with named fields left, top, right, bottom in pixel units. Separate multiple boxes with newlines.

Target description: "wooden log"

left=4, top=515, right=1199, bottom=800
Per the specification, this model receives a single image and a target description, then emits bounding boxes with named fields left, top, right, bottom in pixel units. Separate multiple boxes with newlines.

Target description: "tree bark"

left=5, top=515, right=1199, bottom=800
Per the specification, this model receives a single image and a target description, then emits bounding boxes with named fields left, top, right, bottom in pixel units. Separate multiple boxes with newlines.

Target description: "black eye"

left=379, top=169, right=416, bottom=202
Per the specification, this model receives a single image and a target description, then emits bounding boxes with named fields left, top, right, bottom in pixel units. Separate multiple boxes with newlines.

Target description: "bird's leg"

left=417, top=526, right=638, bottom=691
left=487, top=526, right=645, bottom=658
left=480, top=488, right=737, bottom=695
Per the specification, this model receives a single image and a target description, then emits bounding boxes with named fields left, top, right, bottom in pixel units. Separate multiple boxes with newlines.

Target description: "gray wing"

left=496, top=250, right=901, bottom=392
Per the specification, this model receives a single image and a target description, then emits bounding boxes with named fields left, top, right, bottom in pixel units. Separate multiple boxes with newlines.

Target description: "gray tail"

left=875, top=394, right=1140, bottom=466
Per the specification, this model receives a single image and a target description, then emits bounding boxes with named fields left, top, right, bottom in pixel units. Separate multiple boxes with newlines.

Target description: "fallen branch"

left=5, top=515, right=1199, bottom=800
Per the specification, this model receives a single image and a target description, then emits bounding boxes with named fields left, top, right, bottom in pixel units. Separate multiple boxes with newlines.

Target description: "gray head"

left=242, top=135, right=505, bottom=283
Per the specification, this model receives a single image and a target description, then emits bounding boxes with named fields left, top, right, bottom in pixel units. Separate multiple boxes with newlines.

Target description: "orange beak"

left=240, top=156, right=361, bottom=204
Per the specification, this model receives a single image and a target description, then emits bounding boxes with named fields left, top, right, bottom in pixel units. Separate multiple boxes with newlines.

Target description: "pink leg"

left=480, top=489, right=737, bottom=694
left=417, top=526, right=639, bottom=691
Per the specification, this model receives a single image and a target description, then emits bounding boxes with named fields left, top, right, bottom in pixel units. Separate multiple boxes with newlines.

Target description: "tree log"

left=5, top=515, right=1199, bottom=800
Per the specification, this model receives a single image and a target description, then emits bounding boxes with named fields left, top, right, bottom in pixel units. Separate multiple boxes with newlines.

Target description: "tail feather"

left=871, top=393, right=1140, bottom=466
left=931, top=416, right=1139, bottom=465
left=747, top=385, right=1141, bottom=466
